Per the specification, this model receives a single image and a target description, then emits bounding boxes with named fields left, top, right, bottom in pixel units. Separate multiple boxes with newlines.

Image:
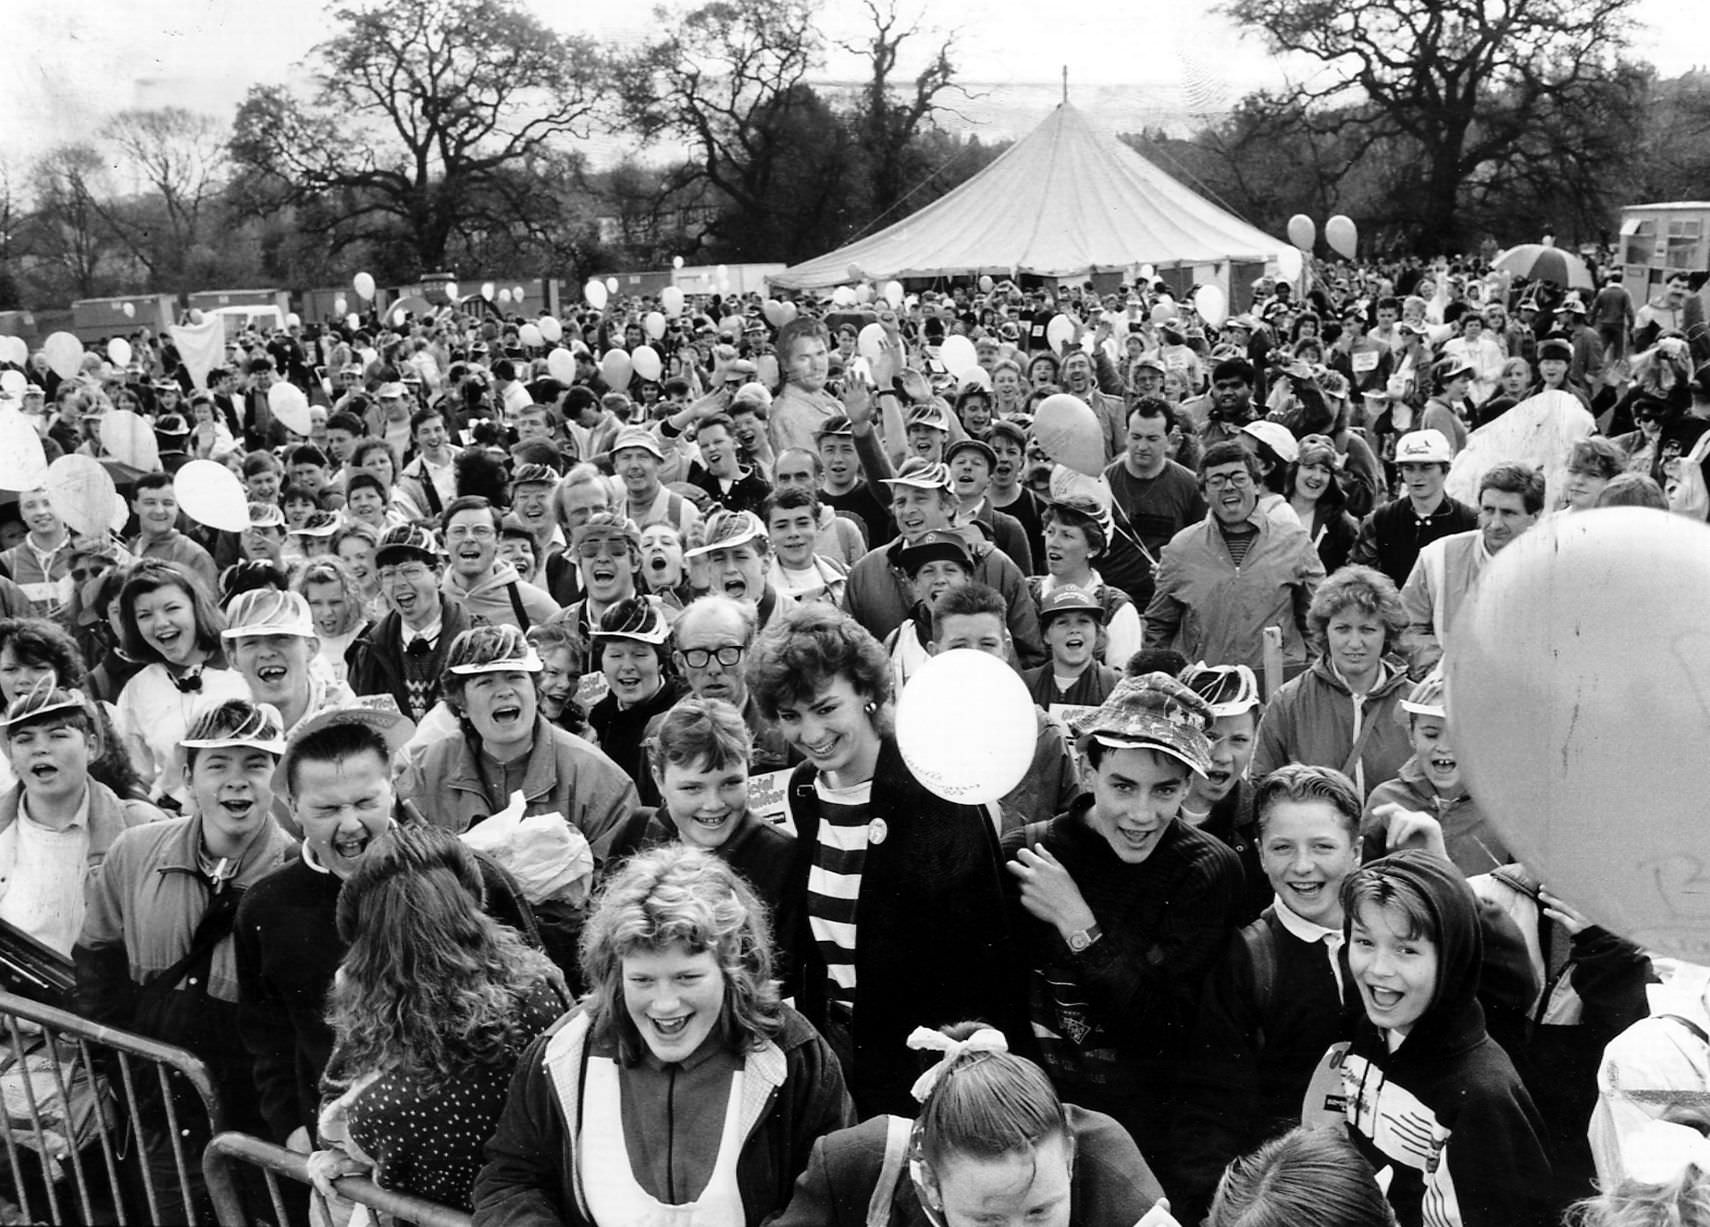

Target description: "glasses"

left=678, top=645, right=745, bottom=669
left=1204, top=472, right=1254, bottom=490
left=378, top=563, right=433, bottom=585
left=444, top=524, right=496, bottom=541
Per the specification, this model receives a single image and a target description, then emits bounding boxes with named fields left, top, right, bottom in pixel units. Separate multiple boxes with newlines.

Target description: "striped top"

left=805, top=778, right=874, bottom=1010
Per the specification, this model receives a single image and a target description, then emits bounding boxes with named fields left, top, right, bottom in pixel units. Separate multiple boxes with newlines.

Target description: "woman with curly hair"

left=307, top=826, right=567, bottom=1213
left=747, top=604, right=1024, bottom=1117
left=1250, top=564, right=1413, bottom=798
left=474, top=843, right=853, bottom=1226
left=1286, top=434, right=1362, bottom=574
left=329, top=523, right=386, bottom=620
left=0, top=617, right=147, bottom=800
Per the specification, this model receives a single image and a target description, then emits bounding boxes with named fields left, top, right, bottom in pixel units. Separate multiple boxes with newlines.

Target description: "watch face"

left=1069, top=932, right=1090, bottom=952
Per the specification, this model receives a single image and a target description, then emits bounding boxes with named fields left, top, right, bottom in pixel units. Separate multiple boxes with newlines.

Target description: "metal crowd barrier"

left=204, top=1131, right=472, bottom=1227
left=0, top=986, right=223, bottom=1225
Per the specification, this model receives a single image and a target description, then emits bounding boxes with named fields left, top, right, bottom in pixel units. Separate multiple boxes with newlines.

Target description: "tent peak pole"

left=1062, top=65, right=1068, bottom=103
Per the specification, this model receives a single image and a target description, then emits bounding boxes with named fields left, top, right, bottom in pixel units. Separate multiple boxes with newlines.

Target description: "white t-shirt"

left=0, top=799, right=92, bottom=957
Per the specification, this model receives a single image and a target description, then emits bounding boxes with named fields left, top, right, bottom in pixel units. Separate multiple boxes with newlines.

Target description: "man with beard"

left=346, top=525, right=475, bottom=722
left=439, top=496, right=559, bottom=632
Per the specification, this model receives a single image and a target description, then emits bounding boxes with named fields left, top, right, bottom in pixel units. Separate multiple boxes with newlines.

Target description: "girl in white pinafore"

left=472, top=844, right=855, bottom=1227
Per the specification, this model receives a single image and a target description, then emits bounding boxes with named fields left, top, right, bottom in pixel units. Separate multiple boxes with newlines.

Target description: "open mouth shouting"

left=254, top=664, right=289, bottom=690
left=720, top=574, right=751, bottom=601
left=330, top=826, right=374, bottom=863
left=488, top=701, right=526, bottom=730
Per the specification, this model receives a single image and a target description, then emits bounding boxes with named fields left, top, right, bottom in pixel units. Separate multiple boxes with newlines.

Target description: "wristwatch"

left=1067, top=923, right=1103, bottom=954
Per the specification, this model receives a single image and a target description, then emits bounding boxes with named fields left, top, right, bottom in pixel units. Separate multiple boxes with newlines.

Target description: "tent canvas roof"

left=772, top=101, right=1287, bottom=290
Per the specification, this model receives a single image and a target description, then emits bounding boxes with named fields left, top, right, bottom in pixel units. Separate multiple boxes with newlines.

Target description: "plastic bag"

left=460, top=791, right=595, bottom=909
left=0, top=1036, right=112, bottom=1181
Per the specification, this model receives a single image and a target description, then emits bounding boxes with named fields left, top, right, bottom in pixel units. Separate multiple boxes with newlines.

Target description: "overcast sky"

left=10, top=0, right=1704, bottom=176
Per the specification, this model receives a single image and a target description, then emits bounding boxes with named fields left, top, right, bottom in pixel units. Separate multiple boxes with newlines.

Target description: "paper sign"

left=575, top=671, right=610, bottom=711
left=747, top=768, right=794, bottom=826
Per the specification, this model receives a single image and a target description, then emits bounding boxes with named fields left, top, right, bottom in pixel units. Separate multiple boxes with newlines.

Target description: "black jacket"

left=786, top=738, right=1025, bottom=1117
left=345, top=594, right=476, bottom=718
left=1349, top=493, right=1477, bottom=589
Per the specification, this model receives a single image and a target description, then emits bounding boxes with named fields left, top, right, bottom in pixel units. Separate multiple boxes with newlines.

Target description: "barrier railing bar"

left=155, top=1060, right=199, bottom=1227
left=116, top=1049, right=162, bottom=1224
left=0, top=1039, right=34, bottom=1224
left=204, top=1131, right=474, bottom=1227
left=77, top=1033, right=130, bottom=1227
left=4, top=1010, right=63, bottom=1223
left=43, top=1023, right=96, bottom=1223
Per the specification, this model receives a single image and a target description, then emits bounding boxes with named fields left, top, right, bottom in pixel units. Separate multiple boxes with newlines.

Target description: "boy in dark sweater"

left=1174, top=763, right=1365, bottom=1221
left=1340, top=850, right=1556, bottom=1227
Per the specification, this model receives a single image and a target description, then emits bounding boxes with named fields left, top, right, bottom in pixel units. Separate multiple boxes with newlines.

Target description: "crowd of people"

left=0, top=256, right=1706, bottom=1227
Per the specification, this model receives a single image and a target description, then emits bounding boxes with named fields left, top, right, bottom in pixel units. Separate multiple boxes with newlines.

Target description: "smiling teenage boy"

left=1001, top=673, right=1242, bottom=1197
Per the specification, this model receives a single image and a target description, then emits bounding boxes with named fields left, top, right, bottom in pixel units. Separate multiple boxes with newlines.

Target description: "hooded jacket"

left=441, top=559, right=560, bottom=632
left=1340, top=850, right=1555, bottom=1227
left=1251, top=658, right=1413, bottom=798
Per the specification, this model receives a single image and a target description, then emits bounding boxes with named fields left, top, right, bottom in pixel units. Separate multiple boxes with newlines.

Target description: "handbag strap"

left=1340, top=702, right=1384, bottom=779
left=865, top=1115, right=912, bottom=1227
left=140, top=884, right=243, bottom=997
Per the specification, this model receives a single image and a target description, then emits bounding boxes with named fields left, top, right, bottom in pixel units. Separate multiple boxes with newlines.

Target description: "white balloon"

left=857, top=322, right=887, bottom=361
left=333, top=295, right=347, bottom=316
left=631, top=345, right=663, bottom=382
left=1194, top=284, right=1229, bottom=329
left=345, top=313, right=360, bottom=330
left=498, top=288, right=513, bottom=306
left=896, top=650, right=1036, bottom=803
left=1045, top=314, right=1076, bottom=351
left=938, top=334, right=980, bottom=378
left=0, top=410, right=48, bottom=492
left=107, top=338, right=133, bottom=368
left=600, top=349, right=632, bottom=388
left=673, top=256, right=685, bottom=270
left=353, top=272, right=376, bottom=301
left=123, top=303, right=135, bottom=318
left=444, top=282, right=459, bottom=301
left=267, top=382, right=313, bottom=438
left=605, top=277, right=619, bottom=294
left=660, top=286, right=686, bottom=318
left=883, top=280, right=904, bottom=307
left=98, top=410, right=159, bottom=473
left=538, top=316, right=563, bottom=344
left=518, top=323, right=543, bottom=348
left=172, top=459, right=250, bottom=534
left=547, top=348, right=577, bottom=382
left=47, top=454, right=123, bottom=536
left=585, top=279, right=608, bottom=310
left=481, top=281, right=496, bottom=302
left=1276, top=247, right=1304, bottom=281
left=644, top=311, right=666, bottom=340
left=41, top=332, right=84, bottom=380
left=0, top=370, right=24, bottom=396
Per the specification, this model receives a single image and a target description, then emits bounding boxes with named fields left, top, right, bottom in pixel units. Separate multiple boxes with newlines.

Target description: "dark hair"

left=119, top=562, right=226, bottom=665
left=409, top=405, right=444, bottom=436
left=1041, top=499, right=1106, bottom=559
left=345, top=471, right=388, bottom=502
left=915, top=1022, right=1070, bottom=1174
left=1478, top=461, right=1546, bottom=516
left=220, top=559, right=291, bottom=606
left=930, top=582, right=1007, bottom=642
left=132, top=471, right=173, bottom=496
left=747, top=605, right=891, bottom=723
left=1199, top=440, right=1262, bottom=480
left=1254, top=763, right=1362, bottom=842
left=441, top=495, right=503, bottom=534
left=1125, top=647, right=1189, bottom=678
left=1126, top=396, right=1172, bottom=427
left=242, top=450, right=282, bottom=478
left=1341, top=859, right=1440, bottom=945
left=647, top=695, right=752, bottom=777
left=1209, top=1126, right=1395, bottom=1227
left=697, top=413, right=735, bottom=437
left=761, top=484, right=820, bottom=523
left=1212, top=357, right=1256, bottom=386
left=290, top=445, right=329, bottom=469
left=774, top=319, right=829, bottom=376
left=326, top=411, right=366, bottom=437
left=284, top=717, right=392, bottom=797
left=281, top=483, right=317, bottom=507
left=1568, top=437, right=1624, bottom=482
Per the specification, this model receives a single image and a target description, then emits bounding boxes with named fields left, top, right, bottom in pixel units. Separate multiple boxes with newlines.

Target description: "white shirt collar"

left=1272, top=894, right=1341, bottom=944
left=18, top=786, right=91, bottom=833
left=403, top=614, right=443, bottom=646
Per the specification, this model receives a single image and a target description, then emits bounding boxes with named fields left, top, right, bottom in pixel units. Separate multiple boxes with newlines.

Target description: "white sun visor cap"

left=221, top=589, right=317, bottom=639
left=443, top=624, right=544, bottom=676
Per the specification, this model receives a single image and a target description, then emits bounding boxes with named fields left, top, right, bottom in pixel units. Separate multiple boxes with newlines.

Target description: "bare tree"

left=99, top=107, right=232, bottom=284
left=24, top=145, right=118, bottom=298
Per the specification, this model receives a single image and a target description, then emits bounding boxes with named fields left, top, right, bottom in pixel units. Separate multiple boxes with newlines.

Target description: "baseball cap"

left=1393, top=429, right=1453, bottom=465
left=610, top=425, right=664, bottom=460
left=374, top=523, right=440, bottom=567
left=0, top=681, right=94, bottom=738
left=1072, top=673, right=1214, bottom=775
left=815, top=416, right=856, bottom=439
left=1037, top=585, right=1105, bottom=625
left=573, top=511, right=641, bottom=552
left=987, top=419, right=1028, bottom=449
left=221, top=589, right=316, bottom=639
left=684, top=509, right=766, bottom=559
left=945, top=438, right=997, bottom=470
left=1398, top=672, right=1447, bottom=722
left=293, top=511, right=340, bottom=538
left=246, top=502, right=286, bottom=530
left=1240, top=420, right=1299, bottom=464
left=444, top=624, right=542, bottom=676
left=276, top=695, right=416, bottom=796
left=897, top=530, right=973, bottom=576
left=376, top=382, right=407, bottom=399
left=880, top=458, right=953, bottom=492
left=906, top=402, right=952, bottom=434
left=1433, top=356, right=1474, bottom=383
left=1538, top=338, right=1574, bottom=363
